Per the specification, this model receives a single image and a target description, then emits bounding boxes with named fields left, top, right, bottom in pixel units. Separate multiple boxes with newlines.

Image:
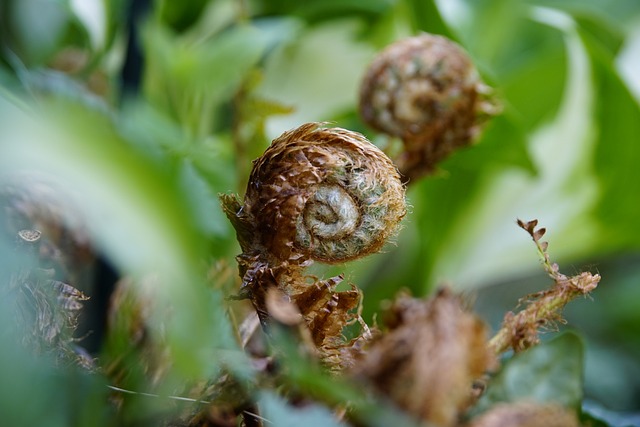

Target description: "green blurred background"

left=1, top=0, right=640, bottom=425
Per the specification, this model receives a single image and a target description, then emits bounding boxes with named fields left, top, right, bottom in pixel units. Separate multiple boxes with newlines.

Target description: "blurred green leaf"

left=257, top=18, right=374, bottom=132
left=0, top=96, right=242, bottom=380
left=259, top=391, right=348, bottom=427
left=178, top=159, right=232, bottom=240
left=268, top=324, right=423, bottom=427
left=475, top=332, right=585, bottom=414
left=101, top=0, right=127, bottom=50
left=581, top=399, right=640, bottom=427
left=255, top=0, right=395, bottom=23
left=574, top=16, right=625, bottom=55
left=529, top=0, right=640, bottom=33
left=580, top=26, right=640, bottom=250
left=404, top=0, right=453, bottom=38
left=158, top=0, right=209, bottom=32
left=497, top=23, right=567, bottom=130
left=117, top=99, right=237, bottom=245
left=143, top=21, right=271, bottom=137
left=448, top=112, right=534, bottom=173
left=0, top=282, right=115, bottom=427
left=2, top=0, right=72, bottom=66
left=457, top=0, right=527, bottom=65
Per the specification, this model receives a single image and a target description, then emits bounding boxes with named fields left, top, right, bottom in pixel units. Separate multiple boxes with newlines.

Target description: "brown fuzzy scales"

left=243, top=122, right=406, bottom=264
left=221, top=122, right=406, bottom=370
left=359, top=33, right=498, bottom=182
left=351, top=289, right=495, bottom=426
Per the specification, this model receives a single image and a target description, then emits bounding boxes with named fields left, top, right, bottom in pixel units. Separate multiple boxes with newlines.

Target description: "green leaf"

left=528, top=0, right=640, bottom=34
left=581, top=399, right=640, bottom=427
left=447, top=112, right=534, bottom=173
left=158, top=0, right=209, bottom=32
left=476, top=332, right=585, bottom=414
left=454, top=0, right=528, bottom=66
left=0, top=96, right=244, bottom=380
left=256, top=0, right=395, bottom=23
left=497, top=23, right=567, bottom=130
left=2, top=0, right=73, bottom=66
left=0, top=285, right=115, bottom=426
left=257, top=18, right=375, bottom=132
left=178, top=159, right=233, bottom=240
left=142, top=21, right=273, bottom=138
left=268, top=324, right=423, bottom=427
left=405, top=0, right=454, bottom=38
left=259, top=391, right=348, bottom=427
left=580, top=26, right=640, bottom=250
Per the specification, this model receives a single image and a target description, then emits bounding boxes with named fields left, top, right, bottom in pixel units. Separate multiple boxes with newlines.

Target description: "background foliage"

left=1, top=0, right=640, bottom=425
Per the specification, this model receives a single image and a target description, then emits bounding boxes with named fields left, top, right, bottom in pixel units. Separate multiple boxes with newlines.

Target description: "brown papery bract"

left=351, top=289, right=495, bottom=426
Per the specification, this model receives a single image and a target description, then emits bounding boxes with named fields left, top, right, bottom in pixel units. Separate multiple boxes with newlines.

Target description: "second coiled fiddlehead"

left=359, top=33, right=499, bottom=182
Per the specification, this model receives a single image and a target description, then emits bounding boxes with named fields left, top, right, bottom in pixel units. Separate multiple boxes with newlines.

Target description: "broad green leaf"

left=3, top=0, right=72, bottom=66
left=475, top=332, right=585, bottom=414
left=581, top=399, right=640, bottom=427
left=529, top=0, right=640, bottom=34
left=580, top=26, right=640, bottom=250
left=574, top=16, right=625, bottom=55
left=158, top=0, right=209, bottom=32
left=497, top=23, right=567, bottom=130
left=259, top=391, right=348, bottom=427
left=406, top=0, right=454, bottom=38
left=452, top=0, right=527, bottom=66
left=118, top=99, right=187, bottom=166
left=258, top=19, right=376, bottom=135
left=178, top=159, right=233, bottom=240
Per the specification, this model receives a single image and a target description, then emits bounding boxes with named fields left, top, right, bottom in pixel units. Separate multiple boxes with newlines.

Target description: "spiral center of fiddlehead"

left=238, top=123, right=405, bottom=264
left=300, top=184, right=359, bottom=240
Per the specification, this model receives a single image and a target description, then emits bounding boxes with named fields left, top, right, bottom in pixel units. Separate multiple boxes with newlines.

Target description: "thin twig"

left=107, top=385, right=211, bottom=405
left=488, top=219, right=600, bottom=354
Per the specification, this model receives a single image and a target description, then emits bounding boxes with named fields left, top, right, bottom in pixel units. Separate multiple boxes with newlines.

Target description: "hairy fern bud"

left=359, top=33, right=498, bottom=181
left=221, top=123, right=406, bottom=369
left=243, top=122, right=406, bottom=264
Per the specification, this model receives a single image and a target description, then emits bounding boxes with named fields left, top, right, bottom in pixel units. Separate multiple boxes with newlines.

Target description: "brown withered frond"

left=351, top=289, right=495, bottom=426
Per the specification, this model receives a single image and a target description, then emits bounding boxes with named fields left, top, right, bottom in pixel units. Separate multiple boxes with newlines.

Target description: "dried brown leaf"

left=533, top=228, right=546, bottom=241
left=352, top=289, right=494, bottom=426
